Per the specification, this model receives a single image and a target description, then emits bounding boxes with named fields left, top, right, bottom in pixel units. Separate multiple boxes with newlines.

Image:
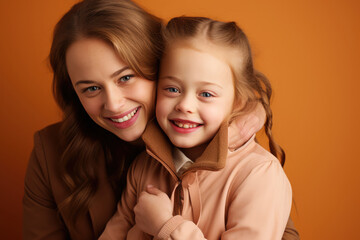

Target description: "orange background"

left=1, top=0, right=359, bottom=239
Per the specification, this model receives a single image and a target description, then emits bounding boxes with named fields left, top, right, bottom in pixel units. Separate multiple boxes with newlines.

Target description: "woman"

left=23, top=0, right=299, bottom=239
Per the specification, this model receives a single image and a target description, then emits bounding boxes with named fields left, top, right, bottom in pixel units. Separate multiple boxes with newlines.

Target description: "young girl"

left=100, top=17, right=292, bottom=239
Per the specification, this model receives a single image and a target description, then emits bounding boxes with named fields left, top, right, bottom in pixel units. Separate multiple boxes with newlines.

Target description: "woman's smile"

left=106, top=106, right=141, bottom=129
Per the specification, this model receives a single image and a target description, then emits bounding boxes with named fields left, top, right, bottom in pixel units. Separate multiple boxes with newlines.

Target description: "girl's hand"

left=228, top=102, right=266, bottom=151
left=134, top=185, right=173, bottom=236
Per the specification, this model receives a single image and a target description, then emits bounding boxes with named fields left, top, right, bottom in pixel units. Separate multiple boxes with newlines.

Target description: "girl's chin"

left=171, top=140, right=198, bottom=149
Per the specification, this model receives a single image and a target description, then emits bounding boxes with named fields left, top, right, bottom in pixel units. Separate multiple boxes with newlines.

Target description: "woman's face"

left=66, top=38, right=156, bottom=142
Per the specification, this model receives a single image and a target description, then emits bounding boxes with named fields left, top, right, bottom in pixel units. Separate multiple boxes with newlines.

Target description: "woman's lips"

left=107, top=107, right=141, bottom=129
left=110, top=107, right=138, bottom=123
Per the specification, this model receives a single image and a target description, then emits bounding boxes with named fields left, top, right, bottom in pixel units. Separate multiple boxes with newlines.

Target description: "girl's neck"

left=180, top=142, right=209, bottom=161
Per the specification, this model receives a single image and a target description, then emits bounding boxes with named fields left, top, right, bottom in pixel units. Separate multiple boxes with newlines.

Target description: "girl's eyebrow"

left=159, top=75, right=179, bottom=81
left=159, top=76, right=223, bottom=89
left=197, top=81, right=223, bottom=89
left=75, top=66, right=130, bottom=86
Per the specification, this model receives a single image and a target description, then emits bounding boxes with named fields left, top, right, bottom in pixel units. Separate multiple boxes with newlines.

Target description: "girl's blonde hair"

left=49, top=0, right=163, bottom=229
left=163, top=17, right=285, bottom=165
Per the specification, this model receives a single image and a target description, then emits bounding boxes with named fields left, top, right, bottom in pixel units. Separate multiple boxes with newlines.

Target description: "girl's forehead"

left=160, top=45, right=234, bottom=88
left=167, top=37, right=243, bottom=65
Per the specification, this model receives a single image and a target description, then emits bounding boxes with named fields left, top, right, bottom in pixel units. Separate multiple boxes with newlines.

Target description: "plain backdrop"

left=0, top=0, right=359, bottom=239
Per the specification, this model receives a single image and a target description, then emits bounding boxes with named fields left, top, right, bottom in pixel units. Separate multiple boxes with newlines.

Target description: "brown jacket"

left=23, top=122, right=117, bottom=239
left=23, top=122, right=299, bottom=239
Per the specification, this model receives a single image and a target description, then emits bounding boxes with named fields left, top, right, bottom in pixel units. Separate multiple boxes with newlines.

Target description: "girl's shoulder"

left=228, top=136, right=281, bottom=168
left=227, top=140, right=288, bottom=187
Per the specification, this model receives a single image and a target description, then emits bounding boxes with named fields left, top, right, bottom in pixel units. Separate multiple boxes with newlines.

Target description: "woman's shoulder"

left=29, top=122, right=64, bottom=175
left=32, top=122, right=64, bottom=151
left=34, top=121, right=63, bottom=140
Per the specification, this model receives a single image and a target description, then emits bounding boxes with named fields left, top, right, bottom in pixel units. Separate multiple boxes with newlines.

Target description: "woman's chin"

left=115, top=132, right=142, bottom=143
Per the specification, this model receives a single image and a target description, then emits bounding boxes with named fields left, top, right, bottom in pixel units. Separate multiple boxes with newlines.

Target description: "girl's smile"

left=170, top=119, right=203, bottom=133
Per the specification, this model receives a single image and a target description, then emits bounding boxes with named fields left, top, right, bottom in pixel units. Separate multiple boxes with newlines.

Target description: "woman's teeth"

left=174, top=121, right=199, bottom=129
left=111, top=109, right=137, bottom=123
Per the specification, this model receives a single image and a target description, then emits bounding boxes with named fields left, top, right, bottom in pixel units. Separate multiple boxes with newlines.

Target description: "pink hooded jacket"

left=100, top=120, right=292, bottom=240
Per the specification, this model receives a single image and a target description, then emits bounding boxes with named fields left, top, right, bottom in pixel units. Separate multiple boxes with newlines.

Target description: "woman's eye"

left=84, top=86, right=100, bottom=93
left=200, top=92, right=213, bottom=98
left=166, top=87, right=179, bottom=93
left=119, top=75, right=134, bottom=82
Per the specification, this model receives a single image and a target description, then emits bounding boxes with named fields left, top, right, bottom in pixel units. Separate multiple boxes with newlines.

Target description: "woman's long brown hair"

left=49, top=0, right=163, bottom=229
left=163, top=17, right=285, bottom=166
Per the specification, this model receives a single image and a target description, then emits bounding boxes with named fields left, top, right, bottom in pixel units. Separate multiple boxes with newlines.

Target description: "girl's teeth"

left=111, top=109, right=137, bottom=123
left=174, top=121, right=198, bottom=128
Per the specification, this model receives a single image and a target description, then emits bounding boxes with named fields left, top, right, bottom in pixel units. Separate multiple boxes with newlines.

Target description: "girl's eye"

left=166, top=87, right=179, bottom=93
left=200, top=92, right=213, bottom=98
left=119, top=75, right=134, bottom=82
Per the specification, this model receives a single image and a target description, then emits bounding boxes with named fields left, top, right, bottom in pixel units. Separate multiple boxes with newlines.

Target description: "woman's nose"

left=103, top=88, right=125, bottom=113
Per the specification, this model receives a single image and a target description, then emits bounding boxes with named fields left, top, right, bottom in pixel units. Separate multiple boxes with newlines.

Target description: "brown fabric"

left=282, top=217, right=301, bottom=240
left=24, top=122, right=299, bottom=239
left=23, top=122, right=117, bottom=240
left=142, top=120, right=229, bottom=174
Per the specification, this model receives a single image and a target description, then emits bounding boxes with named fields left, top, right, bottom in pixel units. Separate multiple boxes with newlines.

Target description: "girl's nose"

left=104, top=89, right=125, bottom=113
left=175, top=94, right=196, bottom=113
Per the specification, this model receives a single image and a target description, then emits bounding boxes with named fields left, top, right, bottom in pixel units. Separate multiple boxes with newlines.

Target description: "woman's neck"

left=128, top=137, right=145, bottom=147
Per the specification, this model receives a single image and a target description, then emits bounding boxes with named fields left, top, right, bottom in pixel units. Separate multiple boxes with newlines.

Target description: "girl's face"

left=156, top=43, right=235, bottom=151
left=66, top=38, right=156, bottom=142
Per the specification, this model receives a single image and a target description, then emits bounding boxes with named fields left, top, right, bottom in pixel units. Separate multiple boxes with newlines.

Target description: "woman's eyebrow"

left=110, top=66, right=130, bottom=78
left=75, top=66, right=130, bottom=86
left=75, top=80, right=96, bottom=86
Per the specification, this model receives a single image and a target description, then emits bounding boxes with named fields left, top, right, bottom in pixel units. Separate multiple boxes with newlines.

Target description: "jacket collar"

left=142, top=119, right=229, bottom=174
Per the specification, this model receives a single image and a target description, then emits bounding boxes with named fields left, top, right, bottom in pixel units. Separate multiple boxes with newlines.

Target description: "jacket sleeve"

left=155, top=159, right=292, bottom=240
left=282, top=217, right=300, bottom=240
left=23, top=131, right=68, bottom=240
left=99, top=153, right=148, bottom=240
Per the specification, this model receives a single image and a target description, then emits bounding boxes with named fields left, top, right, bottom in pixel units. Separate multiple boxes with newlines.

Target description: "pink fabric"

left=99, top=121, right=292, bottom=240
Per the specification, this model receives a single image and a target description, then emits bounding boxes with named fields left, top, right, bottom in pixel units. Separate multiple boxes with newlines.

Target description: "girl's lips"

left=106, top=107, right=141, bottom=129
left=170, top=119, right=202, bottom=133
